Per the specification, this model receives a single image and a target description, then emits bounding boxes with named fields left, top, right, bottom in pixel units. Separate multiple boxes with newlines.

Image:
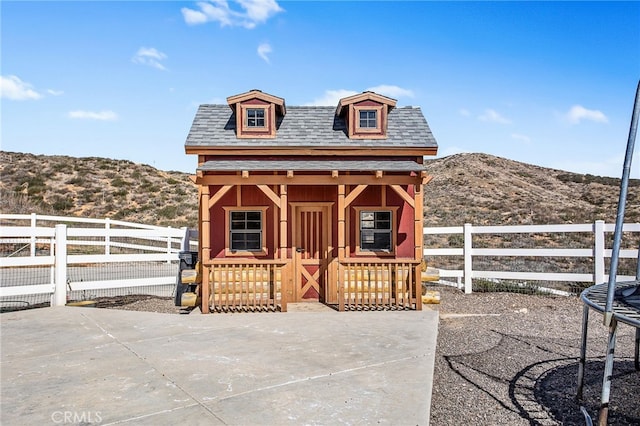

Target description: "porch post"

left=338, top=184, right=346, bottom=311
left=280, top=184, right=288, bottom=312
left=201, top=185, right=211, bottom=314
left=414, top=183, right=424, bottom=310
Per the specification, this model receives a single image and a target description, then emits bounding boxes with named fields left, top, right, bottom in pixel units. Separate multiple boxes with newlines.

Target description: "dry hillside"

left=1, top=151, right=638, bottom=228
left=423, top=153, right=639, bottom=226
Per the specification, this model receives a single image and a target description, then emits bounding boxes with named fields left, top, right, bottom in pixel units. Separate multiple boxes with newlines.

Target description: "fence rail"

left=3, top=215, right=640, bottom=309
left=1, top=214, right=197, bottom=308
left=424, top=220, right=640, bottom=294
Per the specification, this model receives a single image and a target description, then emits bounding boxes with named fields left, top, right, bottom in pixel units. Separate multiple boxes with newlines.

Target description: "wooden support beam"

left=196, top=174, right=422, bottom=186
left=338, top=184, right=346, bottom=312
left=390, top=184, right=415, bottom=208
left=344, top=184, right=368, bottom=207
left=241, top=170, right=249, bottom=179
left=208, top=185, right=233, bottom=209
left=375, top=170, right=383, bottom=179
left=414, top=183, right=424, bottom=311
left=287, top=170, right=294, bottom=178
left=279, top=185, right=289, bottom=311
left=189, top=175, right=197, bottom=183
left=257, top=184, right=281, bottom=206
left=422, top=171, right=434, bottom=185
left=331, top=170, right=339, bottom=178
left=201, top=185, right=211, bottom=314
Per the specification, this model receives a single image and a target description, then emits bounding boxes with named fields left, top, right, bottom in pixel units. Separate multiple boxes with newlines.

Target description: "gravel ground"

left=93, top=288, right=640, bottom=425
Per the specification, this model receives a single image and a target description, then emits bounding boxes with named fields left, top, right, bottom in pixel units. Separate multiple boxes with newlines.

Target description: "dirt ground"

left=92, top=288, right=640, bottom=425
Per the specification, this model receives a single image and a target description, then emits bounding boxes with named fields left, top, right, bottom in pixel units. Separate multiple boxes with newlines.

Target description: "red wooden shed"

left=184, top=89, right=438, bottom=313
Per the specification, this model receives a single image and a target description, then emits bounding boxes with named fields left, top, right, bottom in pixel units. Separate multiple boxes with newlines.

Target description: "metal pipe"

left=597, top=317, right=618, bottom=426
left=577, top=304, right=590, bottom=399
left=604, top=80, right=640, bottom=325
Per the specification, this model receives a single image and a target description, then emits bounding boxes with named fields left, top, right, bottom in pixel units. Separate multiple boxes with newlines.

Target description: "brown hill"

left=1, top=151, right=638, bottom=227
left=423, top=153, right=639, bottom=226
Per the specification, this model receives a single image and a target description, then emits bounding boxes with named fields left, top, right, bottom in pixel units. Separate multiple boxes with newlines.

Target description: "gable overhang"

left=193, top=159, right=432, bottom=186
left=336, top=91, right=397, bottom=116
left=226, top=89, right=286, bottom=116
left=185, top=145, right=438, bottom=157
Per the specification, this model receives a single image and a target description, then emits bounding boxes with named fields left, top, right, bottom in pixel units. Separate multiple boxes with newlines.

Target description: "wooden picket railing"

left=339, top=259, right=420, bottom=311
left=206, top=260, right=289, bottom=312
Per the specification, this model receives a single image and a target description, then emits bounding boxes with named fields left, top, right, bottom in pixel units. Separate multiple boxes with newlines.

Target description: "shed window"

left=359, top=210, right=392, bottom=252
left=359, top=110, right=377, bottom=128
left=230, top=211, right=262, bottom=251
left=246, top=108, right=265, bottom=127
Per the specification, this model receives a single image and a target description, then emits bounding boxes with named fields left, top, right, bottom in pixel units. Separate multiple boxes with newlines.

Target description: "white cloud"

left=305, top=85, right=415, bottom=106
left=511, top=133, right=531, bottom=143
left=257, top=42, right=272, bottom=63
left=305, top=89, right=358, bottom=106
left=132, top=47, right=168, bottom=70
left=68, top=110, right=118, bottom=121
left=0, top=75, right=43, bottom=100
left=478, top=108, right=511, bottom=124
left=564, top=105, right=608, bottom=124
left=182, top=0, right=284, bottom=29
left=366, top=84, right=414, bottom=99
left=46, top=89, right=64, bottom=96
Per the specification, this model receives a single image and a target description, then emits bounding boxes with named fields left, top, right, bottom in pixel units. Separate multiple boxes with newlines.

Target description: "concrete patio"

left=1, top=305, right=438, bottom=425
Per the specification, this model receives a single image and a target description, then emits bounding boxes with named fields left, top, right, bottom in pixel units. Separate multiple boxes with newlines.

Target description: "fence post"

left=104, top=218, right=110, bottom=255
left=53, top=224, right=68, bottom=307
left=180, top=227, right=189, bottom=252
left=30, top=212, right=37, bottom=257
left=464, top=223, right=473, bottom=294
left=594, top=220, right=605, bottom=285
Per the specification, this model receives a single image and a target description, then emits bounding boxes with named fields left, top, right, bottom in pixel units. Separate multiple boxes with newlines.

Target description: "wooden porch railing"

left=338, top=259, right=421, bottom=311
left=205, top=260, right=289, bottom=312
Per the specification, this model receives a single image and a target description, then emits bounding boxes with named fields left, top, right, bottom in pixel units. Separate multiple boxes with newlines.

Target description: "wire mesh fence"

left=1, top=214, right=192, bottom=312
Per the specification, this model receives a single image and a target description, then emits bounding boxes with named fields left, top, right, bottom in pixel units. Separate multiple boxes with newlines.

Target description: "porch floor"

left=1, top=305, right=438, bottom=425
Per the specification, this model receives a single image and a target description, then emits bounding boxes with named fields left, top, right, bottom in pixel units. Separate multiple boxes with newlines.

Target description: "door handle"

left=296, top=248, right=305, bottom=253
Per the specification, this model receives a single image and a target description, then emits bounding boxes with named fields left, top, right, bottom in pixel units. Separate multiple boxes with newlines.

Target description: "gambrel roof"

left=184, top=105, right=437, bottom=151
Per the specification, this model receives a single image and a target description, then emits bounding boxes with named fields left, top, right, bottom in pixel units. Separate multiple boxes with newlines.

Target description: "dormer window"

left=336, top=91, right=397, bottom=140
left=359, top=110, right=377, bottom=128
left=353, top=104, right=384, bottom=135
left=227, top=90, right=286, bottom=139
left=246, top=108, right=266, bottom=128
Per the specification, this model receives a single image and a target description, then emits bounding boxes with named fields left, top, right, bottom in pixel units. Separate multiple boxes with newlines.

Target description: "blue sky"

left=2, top=1, right=639, bottom=178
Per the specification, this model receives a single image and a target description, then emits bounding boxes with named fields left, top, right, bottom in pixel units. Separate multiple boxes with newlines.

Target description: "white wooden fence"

left=0, top=214, right=197, bottom=307
left=3, top=215, right=639, bottom=307
left=424, top=220, right=640, bottom=294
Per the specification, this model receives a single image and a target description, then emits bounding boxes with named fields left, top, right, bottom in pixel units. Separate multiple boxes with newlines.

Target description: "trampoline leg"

left=577, top=304, right=590, bottom=400
left=597, top=317, right=618, bottom=426
left=635, top=328, right=639, bottom=371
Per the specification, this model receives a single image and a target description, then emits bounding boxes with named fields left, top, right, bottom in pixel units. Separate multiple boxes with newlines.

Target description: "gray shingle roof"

left=198, top=160, right=426, bottom=172
left=185, top=105, right=437, bottom=149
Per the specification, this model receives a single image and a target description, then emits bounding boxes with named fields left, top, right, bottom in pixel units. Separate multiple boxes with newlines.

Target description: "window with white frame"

left=359, top=210, right=392, bottom=252
left=229, top=210, right=262, bottom=251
